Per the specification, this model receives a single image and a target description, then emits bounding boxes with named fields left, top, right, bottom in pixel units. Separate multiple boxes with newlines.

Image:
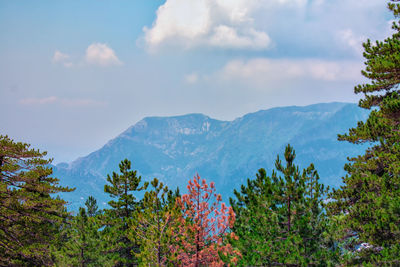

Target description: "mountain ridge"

left=54, top=102, right=369, bottom=210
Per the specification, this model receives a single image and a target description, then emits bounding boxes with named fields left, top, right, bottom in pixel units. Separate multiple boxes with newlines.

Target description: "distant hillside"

left=54, top=102, right=369, bottom=210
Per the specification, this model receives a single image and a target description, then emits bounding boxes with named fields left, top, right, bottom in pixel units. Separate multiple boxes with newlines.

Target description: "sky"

left=0, top=0, right=394, bottom=163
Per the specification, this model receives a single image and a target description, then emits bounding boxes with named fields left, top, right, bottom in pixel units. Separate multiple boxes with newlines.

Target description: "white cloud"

left=19, top=96, right=107, bottom=107
left=20, top=96, right=58, bottom=105
left=276, top=0, right=307, bottom=6
left=336, top=29, right=366, bottom=55
left=184, top=73, right=199, bottom=84
left=218, top=58, right=362, bottom=86
left=85, top=43, right=122, bottom=66
left=143, top=0, right=271, bottom=50
left=143, top=0, right=388, bottom=55
left=52, top=51, right=69, bottom=62
left=209, top=25, right=270, bottom=49
left=145, top=0, right=211, bottom=45
left=52, top=50, right=73, bottom=67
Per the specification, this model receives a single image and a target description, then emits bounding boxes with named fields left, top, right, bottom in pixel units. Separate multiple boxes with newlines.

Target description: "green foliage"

left=230, top=144, right=338, bottom=266
left=129, top=178, right=181, bottom=266
left=52, top=204, right=112, bottom=267
left=329, top=1, right=400, bottom=264
left=103, top=159, right=148, bottom=266
left=0, top=135, right=73, bottom=266
left=85, top=196, right=99, bottom=217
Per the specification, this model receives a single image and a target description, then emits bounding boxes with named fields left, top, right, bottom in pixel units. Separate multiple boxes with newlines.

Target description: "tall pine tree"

left=173, top=175, right=240, bottom=266
left=230, top=145, right=337, bottom=266
left=129, top=178, right=181, bottom=266
left=0, top=135, right=73, bottom=266
left=329, top=1, right=400, bottom=264
left=103, top=159, right=148, bottom=266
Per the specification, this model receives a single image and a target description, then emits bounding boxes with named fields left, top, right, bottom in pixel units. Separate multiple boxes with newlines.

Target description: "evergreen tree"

left=0, top=135, right=73, bottom=266
left=85, top=196, right=99, bottom=217
left=172, top=175, right=240, bottom=266
left=103, top=159, right=148, bottom=266
left=230, top=145, right=337, bottom=266
left=52, top=205, right=111, bottom=267
left=129, top=178, right=181, bottom=266
left=329, top=1, right=400, bottom=264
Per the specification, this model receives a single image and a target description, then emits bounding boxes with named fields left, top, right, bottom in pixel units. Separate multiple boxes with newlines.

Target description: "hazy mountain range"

left=54, top=102, right=370, bottom=210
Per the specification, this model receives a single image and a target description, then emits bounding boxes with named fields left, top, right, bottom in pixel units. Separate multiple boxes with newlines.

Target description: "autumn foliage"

left=173, top=174, right=240, bottom=266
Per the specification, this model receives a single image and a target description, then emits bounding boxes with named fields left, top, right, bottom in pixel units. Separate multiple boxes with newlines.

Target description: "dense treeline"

left=1, top=0, right=399, bottom=266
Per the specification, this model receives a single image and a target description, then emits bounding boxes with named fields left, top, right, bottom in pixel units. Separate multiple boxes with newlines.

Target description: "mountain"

left=54, top=102, right=370, bottom=210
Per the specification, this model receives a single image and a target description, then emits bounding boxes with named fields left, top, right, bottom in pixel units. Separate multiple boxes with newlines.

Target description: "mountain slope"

left=54, top=102, right=369, bottom=210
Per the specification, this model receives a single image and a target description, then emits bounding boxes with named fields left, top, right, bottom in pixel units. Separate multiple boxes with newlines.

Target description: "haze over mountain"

left=54, top=102, right=369, bottom=210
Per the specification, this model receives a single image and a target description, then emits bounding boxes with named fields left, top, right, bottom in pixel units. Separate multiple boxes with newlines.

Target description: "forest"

left=1, top=1, right=400, bottom=266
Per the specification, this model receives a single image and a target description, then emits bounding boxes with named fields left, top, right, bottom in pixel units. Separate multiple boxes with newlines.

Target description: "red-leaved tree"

left=173, top=174, right=241, bottom=266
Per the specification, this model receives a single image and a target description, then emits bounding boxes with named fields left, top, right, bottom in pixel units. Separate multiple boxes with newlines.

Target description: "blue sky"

left=0, top=0, right=393, bottom=163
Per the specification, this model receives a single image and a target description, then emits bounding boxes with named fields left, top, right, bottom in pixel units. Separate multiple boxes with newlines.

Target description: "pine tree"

left=129, top=178, right=181, bottom=266
left=172, top=174, right=240, bottom=266
left=0, top=135, right=73, bottom=266
left=85, top=196, right=99, bottom=217
left=103, top=159, right=148, bottom=266
left=52, top=205, right=111, bottom=267
left=230, top=145, right=337, bottom=266
left=328, top=1, right=400, bottom=264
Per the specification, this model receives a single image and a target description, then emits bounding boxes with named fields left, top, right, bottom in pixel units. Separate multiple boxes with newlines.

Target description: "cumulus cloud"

left=143, top=0, right=388, bottom=56
left=143, top=0, right=272, bottom=50
left=209, top=26, right=270, bottom=49
left=19, top=96, right=107, bottom=107
left=218, top=58, right=362, bottom=86
left=85, top=43, right=122, bottom=66
left=52, top=50, right=73, bottom=67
